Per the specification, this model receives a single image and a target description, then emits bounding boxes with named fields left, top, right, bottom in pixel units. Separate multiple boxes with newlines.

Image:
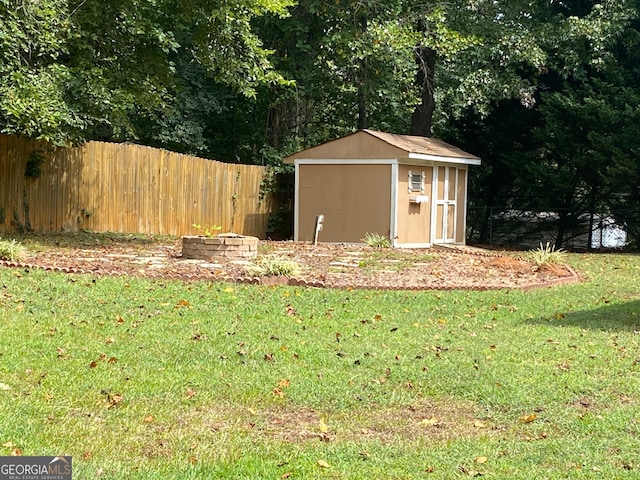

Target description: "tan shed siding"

left=456, top=168, right=467, bottom=243
left=396, top=165, right=432, bottom=244
left=297, top=164, right=392, bottom=242
left=289, top=132, right=406, bottom=160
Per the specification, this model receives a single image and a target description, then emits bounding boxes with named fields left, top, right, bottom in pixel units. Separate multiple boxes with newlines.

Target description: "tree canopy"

left=1, top=0, right=638, bottom=247
left=0, top=0, right=294, bottom=145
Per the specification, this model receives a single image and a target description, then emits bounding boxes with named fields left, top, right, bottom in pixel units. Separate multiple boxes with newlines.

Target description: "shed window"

left=408, top=170, right=425, bottom=193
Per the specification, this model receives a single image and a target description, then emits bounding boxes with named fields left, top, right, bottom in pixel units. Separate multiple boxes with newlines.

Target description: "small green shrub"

left=527, top=241, right=566, bottom=267
left=0, top=238, right=26, bottom=261
left=361, top=232, right=391, bottom=249
left=243, top=255, right=302, bottom=277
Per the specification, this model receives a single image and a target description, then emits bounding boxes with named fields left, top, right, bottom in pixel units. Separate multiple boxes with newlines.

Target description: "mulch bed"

left=0, top=240, right=581, bottom=291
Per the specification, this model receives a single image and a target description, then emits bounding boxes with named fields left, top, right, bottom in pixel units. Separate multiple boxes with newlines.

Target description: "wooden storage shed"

left=283, top=129, right=481, bottom=247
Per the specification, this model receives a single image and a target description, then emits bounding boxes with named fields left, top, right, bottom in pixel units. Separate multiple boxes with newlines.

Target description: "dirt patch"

left=487, top=256, right=532, bottom=273
left=536, top=262, right=574, bottom=277
left=1, top=239, right=580, bottom=291
left=152, top=399, right=498, bottom=447
left=247, top=399, right=494, bottom=444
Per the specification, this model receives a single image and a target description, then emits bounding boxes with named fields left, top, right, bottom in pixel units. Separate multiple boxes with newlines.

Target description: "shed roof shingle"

left=362, top=130, right=480, bottom=160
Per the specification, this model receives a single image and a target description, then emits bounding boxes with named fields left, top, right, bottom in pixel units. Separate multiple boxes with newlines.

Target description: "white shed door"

left=432, top=166, right=458, bottom=244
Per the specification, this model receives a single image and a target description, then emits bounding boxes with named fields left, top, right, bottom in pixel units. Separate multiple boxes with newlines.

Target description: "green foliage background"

left=0, top=0, right=639, bottom=246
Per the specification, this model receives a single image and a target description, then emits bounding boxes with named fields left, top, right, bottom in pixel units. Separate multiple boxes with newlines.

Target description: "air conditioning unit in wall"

left=409, top=195, right=429, bottom=204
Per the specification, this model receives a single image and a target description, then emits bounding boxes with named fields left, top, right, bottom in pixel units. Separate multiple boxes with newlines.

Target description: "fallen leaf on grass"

left=318, top=417, right=330, bottom=433
left=317, top=459, right=330, bottom=469
left=519, top=413, right=538, bottom=423
left=143, top=415, right=154, bottom=423
left=278, top=379, right=290, bottom=388
left=459, top=465, right=484, bottom=477
left=475, top=456, right=488, bottom=464
left=82, top=451, right=92, bottom=460
left=107, top=393, right=123, bottom=408
left=421, top=417, right=441, bottom=427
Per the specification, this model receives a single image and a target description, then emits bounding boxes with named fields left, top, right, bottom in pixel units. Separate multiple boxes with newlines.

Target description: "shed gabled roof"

left=283, top=129, right=481, bottom=165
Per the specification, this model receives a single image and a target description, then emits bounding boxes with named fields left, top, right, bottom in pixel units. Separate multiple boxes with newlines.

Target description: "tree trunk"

left=358, top=68, right=368, bottom=130
left=410, top=46, right=436, bottom=137
left=357, top=14, right=368, bottom=130
left=267, top=106, right=281, bottom=149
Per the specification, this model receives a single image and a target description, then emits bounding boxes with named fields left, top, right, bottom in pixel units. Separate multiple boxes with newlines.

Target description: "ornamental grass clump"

left=527, top=241, right=566, bottom=267
left=243, top=255, right=302, bottom=278
left=361, top=232, right=391, bottom=249
left=0, top=238, right=26, bottom=261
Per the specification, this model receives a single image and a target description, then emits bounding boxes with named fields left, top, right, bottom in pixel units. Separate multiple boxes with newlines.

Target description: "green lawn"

left=1, top=247, right=639, bottom=479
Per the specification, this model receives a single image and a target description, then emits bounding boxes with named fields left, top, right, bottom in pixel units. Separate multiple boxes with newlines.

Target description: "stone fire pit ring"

left=181, top=233, right=258, bottom=260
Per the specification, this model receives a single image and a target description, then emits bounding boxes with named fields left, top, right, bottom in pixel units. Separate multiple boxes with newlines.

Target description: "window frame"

left=408, top=170, right=425, bottom=194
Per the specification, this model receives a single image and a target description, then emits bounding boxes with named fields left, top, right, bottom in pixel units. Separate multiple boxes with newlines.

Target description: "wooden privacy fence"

left=0, top=135, right=277, bottom=237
